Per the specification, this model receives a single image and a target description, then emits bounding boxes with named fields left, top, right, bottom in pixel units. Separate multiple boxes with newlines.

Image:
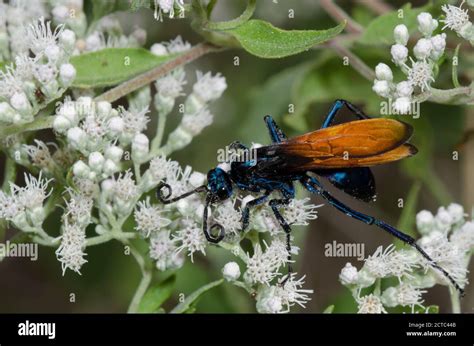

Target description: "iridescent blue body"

left=157, top=99, right=464, bottom=294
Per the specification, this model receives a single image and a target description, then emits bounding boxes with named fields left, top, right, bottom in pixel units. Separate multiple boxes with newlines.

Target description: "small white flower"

left=339, top=262, right=359, bottom=285
left=166, top=36, right=191, bottom=53
left=108, top=116, right=125, bottom=135
left=155, top=69, right=187, bottom=99
left=173, top=219, right=207, bottom=262
left=407, top=59, right=435, bottom=91
left=153, top=0, right=185, bottom=21
left=134, top=198, right=171, bottom=237
left=23, top=139, right=53, bottom=169
left=416, top=210, right=435, bottom=235
left=119, top=106, right=150, bottom=136
left=244, top=241, right=288, bottom=285
left=372, top=79, right=391, bottom=98
left=278, top=274, right=313, bottom=310
left=192, top=71, right=227, bottom=102
left=59, top=29, right=76, bottom=52
left=357, top=294, right=387, bottom=314
left=148, top=155, right=181, bottom=183
left=375, top=63, right=393, bottom=81
left=55, top=222, right=87, bottom=275
left=417, top=12, right=438, bottom=37
left=181, top=107, right=214, bottom=136
left=393, top=24, right=409, bottom=45
left=214, top=199, right=242, bottom=237
left=113, top=170, right=139, bottom=204
left=393, top=97, right=412, bottom=114
left=413, top=38, right=433, bottom=60
left=222, top=262, right=241, bottom=281
left=67, top=126, right=87, bottom=150
left=149, top=230, right=182, bottom=271
left=441, top=2, right=470, bottom=32
left=73, top=160, right=90, bottom=179
left=63, top=189, right=93, bottom=228
left=391, top=44, right=409, bottom=65
left=283, top=198, right=321, bottom=226
left=27, top=17, right=64, bottom=55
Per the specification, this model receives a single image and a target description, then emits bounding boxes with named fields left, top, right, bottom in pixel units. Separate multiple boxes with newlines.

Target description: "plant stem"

left=327, top=40, right=375, bottom=80
left=95, top=43, right=222, bottom=103
left=85, top=231, right=136, bottom=247
left=204, top=0, right=256, bottom=30
left=320, top=0, right=363, bottom=34
left=151, top=111, right=167, bottom=152
left=127, top=245, right=152, bottom=313
left=355, top=0, right=393, bottom=14
left=449, top=286, right=461, bottom=313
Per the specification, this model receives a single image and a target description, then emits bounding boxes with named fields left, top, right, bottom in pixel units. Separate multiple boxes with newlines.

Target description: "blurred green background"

left=0, top=0, right=473, bottom=313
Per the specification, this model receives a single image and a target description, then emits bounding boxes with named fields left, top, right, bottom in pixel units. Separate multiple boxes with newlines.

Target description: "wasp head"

left=207, top=167, right=233, bottom=202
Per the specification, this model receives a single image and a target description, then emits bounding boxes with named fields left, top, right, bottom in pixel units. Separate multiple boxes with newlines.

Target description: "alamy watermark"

left=324, top=241, right=365, bottom=261
left=380, top=99, right=421, bottom=119
left=0, top=241, right=38, bottom=261
left=217, top=145, right=258, bottom=165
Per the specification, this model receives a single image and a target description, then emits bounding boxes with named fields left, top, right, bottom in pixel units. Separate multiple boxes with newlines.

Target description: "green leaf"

left=224, top=20, right=345, bottom=59
left=137, top=275, right=176, bottom=313
left=323, top=305, right=335, bottom=313
left=71, top=48, right=176, bottom=88
left=91, top=0, right=130, bottom=22
left=358, top=3, right=431, bottom=46
left=170, top=279, right=224, bottom=313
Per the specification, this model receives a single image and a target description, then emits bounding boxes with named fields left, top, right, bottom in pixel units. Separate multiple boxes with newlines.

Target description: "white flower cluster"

left=372, top=13, right=446, bottom=114
left=340, top=203, right=473, bottom=313
left=50, top=0, right=88, bottom=37
left=441, top=1, right=474, bottom=45
left=0, top=17, right=76, bottom=124
left=0, top=172, right=52, bottom=232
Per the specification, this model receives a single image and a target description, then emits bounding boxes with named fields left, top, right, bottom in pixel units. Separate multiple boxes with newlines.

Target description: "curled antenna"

left=202, top=195, right=225, bottom=243
left=157, top=182, right=208, bottom=204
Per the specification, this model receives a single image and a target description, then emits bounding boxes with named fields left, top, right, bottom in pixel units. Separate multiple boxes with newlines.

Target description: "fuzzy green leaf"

left=358, top=3, right=431, bottom=46
left=71, top=48, right=175, bottom=88
left=137, top=275, right=176, bottom=313
left=170, top=279, right=224, bottom=313
left=224, top=20, right=345, bottom=58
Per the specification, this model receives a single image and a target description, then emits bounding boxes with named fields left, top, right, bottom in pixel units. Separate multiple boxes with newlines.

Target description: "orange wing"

left=275, top=118, right=417, bottom=170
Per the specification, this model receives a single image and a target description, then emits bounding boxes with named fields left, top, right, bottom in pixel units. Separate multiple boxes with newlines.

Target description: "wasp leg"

left=264, top=115, right=288, bottom=143
left=241, top=191, right=271, bottom=232
left=269, top=198, right=293, bottom=285
left=202, top=195, right=225, bottom=244
left=300, top=174, right=465, bottom=296
left=322, top=99, right=370, bottom=128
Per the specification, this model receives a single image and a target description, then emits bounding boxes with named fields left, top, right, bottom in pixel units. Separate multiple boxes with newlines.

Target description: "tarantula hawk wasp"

left=157, top=99, right=464, bottom=295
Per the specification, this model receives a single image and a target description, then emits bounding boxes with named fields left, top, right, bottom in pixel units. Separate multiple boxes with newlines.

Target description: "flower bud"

left=417, top=12, right=438, bottom=37
left=53, top=115, right=72, bottom=133
left=447, top=203, right=464, bottom=224
left=104, top=145, right=123, bottom=162
left=393, top=24, right=409, bottom=45
left=416, top=210, right=435, bottom=235
left=413, top=38, right=433, bottom=60
left=131, top=133, right=149, bottom=163
left=372, top=80, right=391, bottom=98
left=59, top=63, right=76, bottom=86
left=88, top=151, right=105, bottom=172
left=73, top=160, right=90, bottom=178
left=222, top=262, right=241, bottom=281
left=339, top=262, right=358, bottom=285
left=0, top=102, right=18, bottom=123
left=108, top=116, right=124, bottom=136
left=396, top=81, right=413, bottom=98
left=103, top=159, right=119, bottom=176
left=97, top=101, right=112, bottom=117
left=375, top=63, right=393, bottom=81
left=59, top=29, right=76, bottom=52
left=67, top=127, right=87, bottom=150
left=391, top=44, right=408, bottom=65
left=393, top=97, right=411, bottom=114
left=10, top=92, right=32, bottom=114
